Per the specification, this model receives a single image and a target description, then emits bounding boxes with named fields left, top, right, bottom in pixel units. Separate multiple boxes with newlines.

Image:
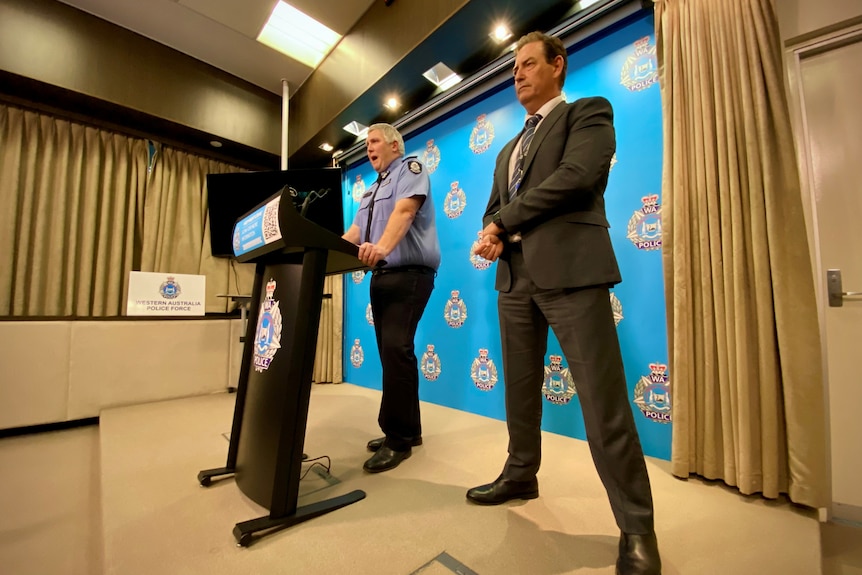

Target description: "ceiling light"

left=209, top=140, right=223, bottom=148
left=257, top=2, right=341, bottom=68
left=384, top=97, right=400, bottom=110
left=574, top=0, right=603, bottom=10
left=319, top=143, right=334, bottom=152
left=343, top=121, right=369, bottom=137
left=490, top=25, right=512, bottom=43
left=422, top=62, right=462, bottom=90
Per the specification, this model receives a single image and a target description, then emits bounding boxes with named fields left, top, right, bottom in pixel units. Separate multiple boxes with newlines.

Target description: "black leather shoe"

left=466, top=475, right=539, bottom=505
left=616, top=532, right=661, bottom=575
left=363, top=446, right=412, bottom=473
left=366, top=436, right=423, bottom=452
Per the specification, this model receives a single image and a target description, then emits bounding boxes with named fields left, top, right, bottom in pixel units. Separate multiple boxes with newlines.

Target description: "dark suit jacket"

left=482, top=97, right=621, bottom=292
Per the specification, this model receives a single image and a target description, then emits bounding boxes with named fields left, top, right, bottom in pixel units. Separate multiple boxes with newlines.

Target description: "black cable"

left=299, top=455, right=332, bottom=480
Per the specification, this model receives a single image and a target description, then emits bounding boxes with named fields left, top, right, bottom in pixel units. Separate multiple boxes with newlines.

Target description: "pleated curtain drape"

left=654, top=0, right=828, bottom=507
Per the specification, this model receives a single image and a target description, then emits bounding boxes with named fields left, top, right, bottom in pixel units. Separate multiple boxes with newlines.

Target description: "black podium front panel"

left=235, top=260, right=312, bottom=509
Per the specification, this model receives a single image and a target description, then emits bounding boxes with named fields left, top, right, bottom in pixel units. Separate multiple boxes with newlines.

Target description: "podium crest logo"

left=232, top=228, right=241, bottom=255
left=471, top=348, right=498, bottom=391
left=420, top=344, right=442, bottom=381
left=610, top=291, right=624, bottom=326
left=444, top=290, right=467, bottom=328
left=420, top=139, right=441, bottom=174
left=352, top=174, right=366, bottom=202
left=253, top=279, right=283, bottom=373
left=469, top=231, right=492, bottom=270
left=620, top=36, right=658, bottom=92
left=444, top=181, right=467, bottom=219
left=627, top=194, right=662, bottom=251
left=159, top=276, right=181, bottom=300
left=365, top=302, right=374, bottom=326
left=469, top=114, right=495, bottom=154
left=542, top=355, right=577, bottom=405
left=350, top=339, right=364, bottom=368
left=633, top=363, right=672, bottom=424
left=351, top=270, right=365, bottom=284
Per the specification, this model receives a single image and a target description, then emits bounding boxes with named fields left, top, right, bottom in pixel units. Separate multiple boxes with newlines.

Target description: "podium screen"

left=207, top=168, right=344, bottom=258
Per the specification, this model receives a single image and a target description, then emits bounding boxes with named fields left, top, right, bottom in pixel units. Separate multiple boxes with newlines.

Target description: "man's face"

left=513, top=41, right=564, bottom=114
left=366, top=129, right=400, bottom=173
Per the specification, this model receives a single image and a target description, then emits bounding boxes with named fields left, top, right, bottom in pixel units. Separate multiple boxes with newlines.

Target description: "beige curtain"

left=141, top=144, right=254, bottom=312
left=655, top=0, right=828, bottom=507
left=0, top=103, right=148, bottom=316
left=313, top=275, right=344, bottom=383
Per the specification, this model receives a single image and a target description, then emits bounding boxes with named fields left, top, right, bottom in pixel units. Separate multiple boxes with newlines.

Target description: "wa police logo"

left=633, top=363, right=672, bottom=424
left=365, top=302, right=374, bottom=326
left=352, top=174, right=366, bottom=202
left=610, top=291, right=623, bottom=326
left=470, top=231, right=492, bottom=270
left=621, top=36, right=658, bottom=92
left=542, top=355, right=577, bottom=405
left=420, top=344, right=442, bottom=381
left=444, top=290, right=467, bottom=328
left=610, top=153, right=618, bottom=172
left=232, top=229, right=241, bottom=255
left=420, top=139, right=441, bottom=173
left=253, top=279, right=283, bottom=373
left=159, top=276, right=181, bottom=300
left=469, top=114, right=495, bottom=154
left=444, top=181, right=467, bottom=219
left=471, top=348, right=498, bottom=391
left=351, top=270, right=365, bottom=284
left=627, top=194, right=662, bottom=251
left=350, top=339, right=364, bottom=368
left=408, top=160, right=423, bottom=174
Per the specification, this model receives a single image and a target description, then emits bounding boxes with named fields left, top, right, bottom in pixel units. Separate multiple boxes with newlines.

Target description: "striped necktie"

left=508, top=114, right=542, bottom=200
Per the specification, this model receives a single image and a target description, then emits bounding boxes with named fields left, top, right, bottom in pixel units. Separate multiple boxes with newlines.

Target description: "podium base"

left=232, top=490, right=367, bottom=547
left=197, top=466, right=234, bottom=487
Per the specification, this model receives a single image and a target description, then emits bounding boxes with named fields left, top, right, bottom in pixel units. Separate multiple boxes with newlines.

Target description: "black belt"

left=373, top=265, right=436, bottom=276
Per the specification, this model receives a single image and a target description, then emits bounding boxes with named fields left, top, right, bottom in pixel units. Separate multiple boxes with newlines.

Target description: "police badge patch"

left=365, top=302, right=374, bottom=326
left=469, top=231, right=492, bottom=271
left=253, top=279, right=283, bottom=373
left=471, top=348, right=498, bottom=391
left=408, top=160, right=423, bottom=174
left=627, top=194, right=662, bottom=251
left=444, top=290, right=467, bottom=328
left=443, top=181, right=467, bottom=219
left=469, top=114, right=495, bottom=154
left=351, top=270, right=365, bottom=284
left=159, top=276, right=181, bottom=300
left=542, top=355, right=577, bottom=405
left=420, top=344, right=442, bottom=381
left=352, top=174, right=366, bottom=202
left=350, top=339, right=364, bottom=368
left=620, top=36, right=658, bottom=92
left=420, top=139, right=441, bottom=173
left=633, top=363, right=672, bottom=424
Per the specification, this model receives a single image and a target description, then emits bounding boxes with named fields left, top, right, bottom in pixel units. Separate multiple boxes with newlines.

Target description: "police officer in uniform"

left=343, top=123, right=441, bottom=473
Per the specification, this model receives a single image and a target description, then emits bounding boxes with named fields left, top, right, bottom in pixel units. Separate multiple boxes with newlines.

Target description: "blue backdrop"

left=341, top=13, right=671, bottom=460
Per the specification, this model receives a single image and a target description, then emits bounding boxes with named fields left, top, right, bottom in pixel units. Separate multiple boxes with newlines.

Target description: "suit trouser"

left=370, top=269, right=435, bottom=452
left=498, top=250, right=654, bottom=534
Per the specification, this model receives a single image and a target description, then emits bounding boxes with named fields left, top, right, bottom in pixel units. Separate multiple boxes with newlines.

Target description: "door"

left=794, top=25, right=862, bottom=521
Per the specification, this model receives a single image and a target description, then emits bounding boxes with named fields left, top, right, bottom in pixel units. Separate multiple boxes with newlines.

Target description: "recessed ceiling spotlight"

left=210, top=140, right=223, bottom=148
left=319, top=142, right=334, bottom=152
left=489, top=24, right=512, bottom=43
left=384, top=97, right=400, bottom=110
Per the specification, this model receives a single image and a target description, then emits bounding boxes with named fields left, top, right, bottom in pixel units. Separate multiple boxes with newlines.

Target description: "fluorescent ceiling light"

left=258, top=2, right=341, bottom=68
left=490, top=25, right=512, bottom=43
left=422, top=62, right=462, bottom=90
left=343, top=121, right=368, bottom=137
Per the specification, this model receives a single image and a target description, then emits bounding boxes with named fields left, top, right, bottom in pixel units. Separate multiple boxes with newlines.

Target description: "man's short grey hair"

left=368, top=123, right=405, bottom=156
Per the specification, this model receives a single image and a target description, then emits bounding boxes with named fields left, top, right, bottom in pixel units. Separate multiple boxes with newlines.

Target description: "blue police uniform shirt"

left=352, top=156, right=441, bottom=270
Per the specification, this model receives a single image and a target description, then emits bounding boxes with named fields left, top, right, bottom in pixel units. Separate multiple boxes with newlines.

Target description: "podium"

left=198, top=170, right=367, bottom=546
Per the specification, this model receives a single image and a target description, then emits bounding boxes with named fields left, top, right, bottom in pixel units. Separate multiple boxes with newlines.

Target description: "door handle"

left=827, top=269, right=862, bottom=307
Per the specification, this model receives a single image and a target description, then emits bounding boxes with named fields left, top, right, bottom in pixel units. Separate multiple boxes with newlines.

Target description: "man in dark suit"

left=470, top=31, right=660, bottom=575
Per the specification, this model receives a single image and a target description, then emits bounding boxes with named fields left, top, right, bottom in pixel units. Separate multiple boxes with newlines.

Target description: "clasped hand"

left=357, top=242, right=388, bottom=267
left=473, top=222, right=504, bottom=262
